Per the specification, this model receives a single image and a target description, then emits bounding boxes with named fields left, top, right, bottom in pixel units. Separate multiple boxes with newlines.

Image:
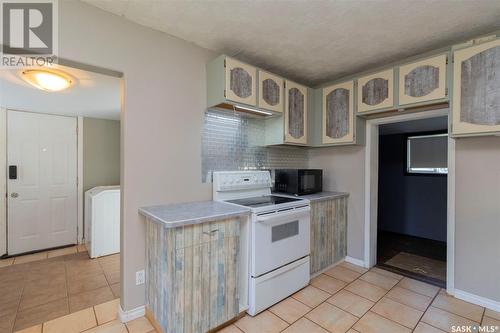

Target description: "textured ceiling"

left=83, top=0, right=500, bottom=86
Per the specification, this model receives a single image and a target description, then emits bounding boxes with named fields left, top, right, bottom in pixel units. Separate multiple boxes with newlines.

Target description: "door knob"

left=10, top=193, right=18, bottom=198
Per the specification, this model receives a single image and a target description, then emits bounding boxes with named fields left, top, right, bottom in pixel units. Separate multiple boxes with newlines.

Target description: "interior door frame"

left=363, top=108, right=455, bottom=294
left=0, top=109, right=83, bottom=256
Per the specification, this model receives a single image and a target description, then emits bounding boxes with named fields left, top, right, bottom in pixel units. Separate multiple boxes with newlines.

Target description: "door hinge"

left=445, top=87, right=449, bottom=96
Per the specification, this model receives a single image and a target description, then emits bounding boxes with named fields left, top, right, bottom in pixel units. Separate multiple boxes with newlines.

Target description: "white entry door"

left=7, top=110, right=77, bottom=255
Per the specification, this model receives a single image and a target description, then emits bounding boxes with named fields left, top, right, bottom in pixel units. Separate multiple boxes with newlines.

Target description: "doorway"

left=376, top=117, right=448, bottom=287
left=7, top=110, right=78, bottom=255
left=364, top=108, right=455, bottom=292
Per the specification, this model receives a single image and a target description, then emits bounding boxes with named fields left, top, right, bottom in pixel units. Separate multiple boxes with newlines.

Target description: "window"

left=407, top=133, right=448, bottom=174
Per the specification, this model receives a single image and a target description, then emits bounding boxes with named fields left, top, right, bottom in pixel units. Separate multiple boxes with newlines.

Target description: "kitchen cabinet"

left=322, top=81, right=355, bottom=144
left=145, top=218, right=241, bottom=333
left=357, top=69, right=394, bottom=114
left=208, top=55, right=271, bottom=115
left=399, top=54, right=448, bottom=106
left=284, top=80, right=308, bottom=144
left=452, top=38, right=500, bottom=136
left=258, top=70, right=284, bottom=113
left=310, top=195, right=348, bottom=275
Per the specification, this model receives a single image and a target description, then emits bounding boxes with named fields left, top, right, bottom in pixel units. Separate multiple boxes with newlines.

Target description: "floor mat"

left=385, top=252, right=446, bottom=282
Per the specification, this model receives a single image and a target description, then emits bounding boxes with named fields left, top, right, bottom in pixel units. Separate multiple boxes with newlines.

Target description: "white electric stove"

left=213, top=171, right=310, bottom=316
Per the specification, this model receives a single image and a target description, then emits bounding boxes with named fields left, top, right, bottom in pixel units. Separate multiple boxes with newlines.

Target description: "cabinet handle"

left=203, top=229, right=219, bottom=235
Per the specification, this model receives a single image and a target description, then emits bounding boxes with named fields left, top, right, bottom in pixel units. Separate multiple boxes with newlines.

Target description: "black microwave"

left=274, top=169, right=323, bottom=196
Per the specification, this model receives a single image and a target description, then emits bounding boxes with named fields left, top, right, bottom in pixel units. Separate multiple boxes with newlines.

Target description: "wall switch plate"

left=136, top=270, right=145, bottom=285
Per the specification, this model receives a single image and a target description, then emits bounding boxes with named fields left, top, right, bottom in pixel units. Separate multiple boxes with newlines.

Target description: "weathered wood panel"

left=146, top=218, right=240, bottom=333
left=230, top=67, right=252, bottom=98
left=460, top=46, right=500, bottom=125
left=326, top=88, right=349, bottom=139
left=358, top=69, right=394, bottom=113
left=288, top=87, right=305, bottom=139
left=405, top=65, right=440, bottom=97
left=262, top=78, right=280, bottom=106
left=362, top=78, right=389, bottom=106
left=310, top=196, right=348, bottom=274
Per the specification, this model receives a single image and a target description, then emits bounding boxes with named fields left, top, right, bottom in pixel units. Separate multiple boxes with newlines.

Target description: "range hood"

left=210, top=102, right=281, bottom=118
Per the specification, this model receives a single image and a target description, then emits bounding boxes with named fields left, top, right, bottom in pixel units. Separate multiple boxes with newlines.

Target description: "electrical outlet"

left=136, top=270, right=145, bottom=285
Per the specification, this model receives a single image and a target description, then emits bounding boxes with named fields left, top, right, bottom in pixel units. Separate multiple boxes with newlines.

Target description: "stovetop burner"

left=226, top=195, right=303, bottom=208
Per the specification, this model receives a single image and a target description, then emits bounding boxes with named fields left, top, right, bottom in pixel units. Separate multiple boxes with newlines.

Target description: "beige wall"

left=60, top=1, right=214, bottom=311
left=308, top=146, right=366, bottom=261
left=455, top=137, right=500, bottom=302
left=83, top=117, right=120, bottom=192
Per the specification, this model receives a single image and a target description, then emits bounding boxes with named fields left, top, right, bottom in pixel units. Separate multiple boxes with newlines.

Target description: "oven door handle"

left=256, top=207, right=310, bottom=225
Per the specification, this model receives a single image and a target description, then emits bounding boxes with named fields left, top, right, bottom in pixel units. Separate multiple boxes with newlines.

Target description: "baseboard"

left=118, top=304, right=146, bottom=323
left=310, top=259, right=344, bottom=279
left=345, top=256, right=366, bottom=268
left=454, top=289, right=500, bottom=313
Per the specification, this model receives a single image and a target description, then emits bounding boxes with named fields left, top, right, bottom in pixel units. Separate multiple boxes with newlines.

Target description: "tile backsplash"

left=201, top=109, right=308, bottom=182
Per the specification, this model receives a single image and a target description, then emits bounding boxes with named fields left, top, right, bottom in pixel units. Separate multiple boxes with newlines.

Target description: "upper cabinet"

left=322, top=81, right=354, bottom=144
left=399, top=54, right=448, bottom=106
left=258, top=70, right=284, bottom=113
left=284, top=80, right=308, bottom=144
left=357, top=69, right=394, bottom=114
left=225, top=57, right=257, bottom=106
left=452, top=39, right=500, bottom=136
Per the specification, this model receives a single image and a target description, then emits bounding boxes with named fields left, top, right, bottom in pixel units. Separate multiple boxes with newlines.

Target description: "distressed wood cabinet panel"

left=357, top=69, right=394, bottom=113
left=310, top=196, right=348, bottom=275
left=258, top=70, right=284, bottom=113
left=285, top=80, right=308, bottom=144
left=453, top=39, right=500, bottom=135
left=399, top=54, right=447, bottom=106
left=322, top=81, right=354, bottom=144
left=146, top=218, right=240, bottom=333
left=225, top=57, right=257, bottom=106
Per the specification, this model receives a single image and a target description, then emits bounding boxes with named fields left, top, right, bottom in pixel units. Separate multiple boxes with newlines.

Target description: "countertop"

left=273, top=191, right=349, bottom=202
left=139, top=201, right=251, bottom=228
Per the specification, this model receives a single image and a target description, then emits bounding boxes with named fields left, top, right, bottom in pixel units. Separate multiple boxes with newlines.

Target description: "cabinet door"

left=285, top=81, right=307, bottom=144
left=357, top=69, right=394, bottom=113
left=207, top=235, right=240, bottom=330
left=452, top=39, right=500, bottom=135
left=258, top=70, right=284, bottom=113
left=399, top=54, right=447, bottom=106
left=310, top=197, right=347, bottom=274
left=322, top=81, right=354, bottom=144
left=225, top=57, right=257, bottom=106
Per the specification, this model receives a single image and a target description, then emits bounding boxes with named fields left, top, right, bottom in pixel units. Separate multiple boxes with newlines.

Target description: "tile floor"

left=3, top=257, right=499, bottom=333
left=220, top=262, right=500, bottom=333
left=0, top=246, right=120, bottom=332
left=11, top=298, right=158, bottom=333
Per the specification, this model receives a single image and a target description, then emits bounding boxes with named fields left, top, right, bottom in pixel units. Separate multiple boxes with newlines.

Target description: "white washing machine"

left=85, top=186, right=120, bottom=258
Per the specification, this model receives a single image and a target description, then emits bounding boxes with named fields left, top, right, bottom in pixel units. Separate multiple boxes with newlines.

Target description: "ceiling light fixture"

left=21, top=69, right=73, bottom=92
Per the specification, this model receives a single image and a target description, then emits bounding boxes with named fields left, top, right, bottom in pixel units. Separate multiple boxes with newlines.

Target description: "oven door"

left=252, top=206, right=310, bottom=277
